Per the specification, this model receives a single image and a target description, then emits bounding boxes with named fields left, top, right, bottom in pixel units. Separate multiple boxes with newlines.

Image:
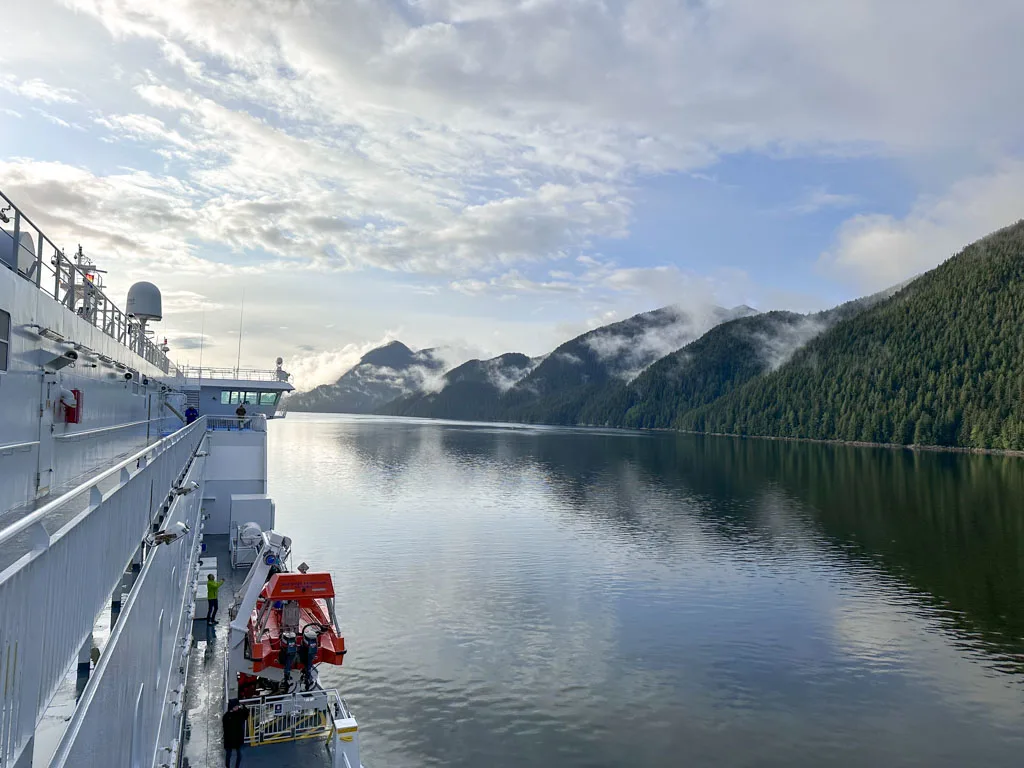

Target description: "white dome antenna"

left=127, top=281, right=162, bottom=322
left=126, top=282, right=163, bottom=356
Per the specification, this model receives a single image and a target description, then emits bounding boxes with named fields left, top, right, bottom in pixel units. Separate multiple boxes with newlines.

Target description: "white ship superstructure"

left=0, top=190, right=363, bottom=768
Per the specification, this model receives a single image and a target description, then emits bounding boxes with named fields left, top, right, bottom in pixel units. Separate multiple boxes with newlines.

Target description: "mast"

left=198, top=305, right=206, bottom=384
left=235, top=288, right=245, bottom=377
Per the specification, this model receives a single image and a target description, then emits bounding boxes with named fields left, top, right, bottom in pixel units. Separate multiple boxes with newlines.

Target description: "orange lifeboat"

left=244, top=572, right=346, bottom=681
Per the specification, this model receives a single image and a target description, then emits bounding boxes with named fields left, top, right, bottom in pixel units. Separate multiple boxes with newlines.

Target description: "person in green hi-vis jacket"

left=206, top=574, right=225, bottom=624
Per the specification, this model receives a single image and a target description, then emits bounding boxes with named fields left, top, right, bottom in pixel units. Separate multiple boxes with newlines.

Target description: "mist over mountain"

left=678, top=220, right=1024, bottom=450
left=288, top=219, right=1024, bottom=453
left=382, top=353, right=539, bottom=420
left=575, top=291, right=898, bottom=429
left=494, top=304, right=758, bottom=424
left=286, top=341, right=445, bottom=413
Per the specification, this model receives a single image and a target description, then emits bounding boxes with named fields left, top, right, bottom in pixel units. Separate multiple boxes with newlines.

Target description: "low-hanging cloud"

left=755, top=316, right=829, bottom=371
left=585, top=304, right=758, bottom=382
left=284, top=334, right=401, bottom=392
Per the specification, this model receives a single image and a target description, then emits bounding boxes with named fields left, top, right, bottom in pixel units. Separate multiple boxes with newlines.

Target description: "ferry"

left=0, top=188, right=364, bottom=768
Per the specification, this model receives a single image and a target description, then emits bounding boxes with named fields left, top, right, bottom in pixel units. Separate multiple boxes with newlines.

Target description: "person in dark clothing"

left=235, top=402, right=247, bottom=429
left=222, top=698, right=249, bottom=768
left=185, top=405, right=199, bottom=424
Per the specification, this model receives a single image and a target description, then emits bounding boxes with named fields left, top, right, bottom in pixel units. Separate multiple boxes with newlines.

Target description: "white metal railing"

left=179, top=365, right=289, bottom=382
left=240, top=689, right=348, bottom=746
left=51, top=417, right=169, bottom=441
left=0, top=189, right=176, bottom=375
left=49, top=447, right=207, bottom=768
left=0, top=417, right=205, bottom=768
left=206, top=414, right=268, bottom=432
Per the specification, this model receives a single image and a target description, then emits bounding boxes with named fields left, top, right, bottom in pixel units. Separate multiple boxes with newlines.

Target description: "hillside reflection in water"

left=269, top=415, right=1024, bottom=768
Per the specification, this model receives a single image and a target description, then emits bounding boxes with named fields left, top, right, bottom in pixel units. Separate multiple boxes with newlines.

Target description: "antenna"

left=235, top=288, right=245, bottom=377
left=198, top=305, right=206, bottom=383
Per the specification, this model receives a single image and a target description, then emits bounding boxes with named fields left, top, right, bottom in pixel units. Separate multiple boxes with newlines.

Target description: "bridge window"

left=0, top=308, right=8, bottom=372
left=220, top=389, right=279, bottom=405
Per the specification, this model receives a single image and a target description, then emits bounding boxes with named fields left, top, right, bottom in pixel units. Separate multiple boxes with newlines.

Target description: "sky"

left=2, top=0, right=1023, bottom=390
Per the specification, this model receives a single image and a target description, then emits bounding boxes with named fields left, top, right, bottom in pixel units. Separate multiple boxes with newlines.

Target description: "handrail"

left=0, top=188, right=178, bottom=375
left=0, top=440, right=39, bottom=452
left=52, top=417, right=164, bottom=440
left=179, top=365, right=289, bottom=382
left=207, top=414, right=268, bottom=432
left=0, top=417, right=204, bottom=546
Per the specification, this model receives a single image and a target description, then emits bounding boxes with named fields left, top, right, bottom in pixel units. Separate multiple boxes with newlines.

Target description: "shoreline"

left=664, top=428, right=1024, bottom=458
left=286, top=409, right=1024, bottom=459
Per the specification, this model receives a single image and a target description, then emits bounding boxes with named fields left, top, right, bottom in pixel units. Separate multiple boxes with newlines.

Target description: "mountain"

left=577, top=292, right=893, bottom=429
left=286, top=341, right=444, bottom=413
left=497, top=304, right=759, bottom=424
left=576, top=311, right=810, bottom=428
left=381, top=353, right=538, bottom=420
left=677, top=220, right=1024, bottom=450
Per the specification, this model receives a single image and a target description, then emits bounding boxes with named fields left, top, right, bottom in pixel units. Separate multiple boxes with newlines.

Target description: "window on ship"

left=220, top=389, right=280, bottom=406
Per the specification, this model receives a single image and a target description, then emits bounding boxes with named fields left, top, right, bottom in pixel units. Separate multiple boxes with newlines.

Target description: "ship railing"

left=0, top=417, right=206, bottom=768
left=0, top=188, right=177, bottom=375
left=239, top=688, right=357, bottom=747
left=49, top=434, right=208, bottom=768
left=180, top=364, right=289, bottom=382
left=206, top=414, right=268, bottom=432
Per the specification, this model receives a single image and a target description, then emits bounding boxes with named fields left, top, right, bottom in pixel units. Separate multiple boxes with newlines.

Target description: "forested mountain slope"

left=577, top=311, right=810, bottom=428
left=287, top=341, right=444, bottom=413
left=496, top=304, right=757, bottom=424
left=578, top=291, right=892, bottom=429
left=678, top=221, right=1024, bottom=449
left=381, top=353, right=536, bottom=420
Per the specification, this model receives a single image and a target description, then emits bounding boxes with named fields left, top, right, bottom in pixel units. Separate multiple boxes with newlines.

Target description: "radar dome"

left=126, top=281, right=162, bottom=322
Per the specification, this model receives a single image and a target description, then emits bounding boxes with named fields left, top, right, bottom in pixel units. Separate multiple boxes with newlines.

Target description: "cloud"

left=0, top=75, right=78, bottom=104
left=451, top=269, right=581, bottom=296
left=166, top=331, right=213, bottom=351
left=30, top=108, right=84, bottom=131
left=789, top=186, right=861, bottom=215
left=584, top=305, right=757, bottom=381
left=161, top=290, right=224, bottom=313
left=0, top=158, right=215, bottom=275
left=481, top=356, right=539, bottom=393
left=283, top=334, right=404, bottom=391
left=819, top=161, right=1024, bottom=292
left=10, top=0, right=1022, bottom=294
left=95, top=113, right=195, bottom=150
left=2, top=0, right=1023, bottom=369
left=755, top=316, right=828, bottom=371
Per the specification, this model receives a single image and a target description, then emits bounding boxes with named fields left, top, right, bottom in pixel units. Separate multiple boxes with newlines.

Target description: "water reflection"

left=268, top=415, right=1024, bottom=768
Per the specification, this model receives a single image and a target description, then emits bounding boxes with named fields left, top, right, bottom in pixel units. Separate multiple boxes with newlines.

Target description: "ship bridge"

left=179, top=364, right=294, bottom=421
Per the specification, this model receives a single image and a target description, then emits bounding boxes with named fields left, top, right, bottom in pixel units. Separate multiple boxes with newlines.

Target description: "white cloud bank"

left=0, top=0, right=1022, bottom=363
left=820, top=161, right=1024, bottom=292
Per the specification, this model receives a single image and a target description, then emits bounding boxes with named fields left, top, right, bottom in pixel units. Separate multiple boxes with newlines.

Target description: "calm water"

left=268, top=414, right=1024, bottom=767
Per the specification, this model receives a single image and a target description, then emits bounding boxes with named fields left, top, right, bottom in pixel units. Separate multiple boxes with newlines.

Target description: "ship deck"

left=181, top=535, right=335, bottom=768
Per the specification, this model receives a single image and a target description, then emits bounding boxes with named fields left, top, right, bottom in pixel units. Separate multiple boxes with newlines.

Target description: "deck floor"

left=181, top=535, right=336, bottom=768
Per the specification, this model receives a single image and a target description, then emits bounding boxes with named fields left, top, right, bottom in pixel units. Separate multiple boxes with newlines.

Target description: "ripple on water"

left=269, top=415, right=1024, bottom=767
